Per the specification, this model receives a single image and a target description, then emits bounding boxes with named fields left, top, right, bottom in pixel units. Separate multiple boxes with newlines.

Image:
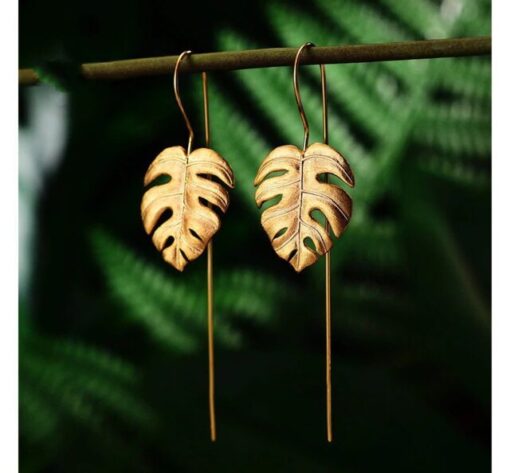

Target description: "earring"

left=254, top=43, right=355, bottom=441
left=141, top=51, right=234, bottom=441
left=141, top=51, right=234, bottom=271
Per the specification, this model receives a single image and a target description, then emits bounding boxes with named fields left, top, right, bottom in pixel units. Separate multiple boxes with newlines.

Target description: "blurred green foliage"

left=91, top=228, right=286, bottom=351
left=19, top=0, right=490, bottom=472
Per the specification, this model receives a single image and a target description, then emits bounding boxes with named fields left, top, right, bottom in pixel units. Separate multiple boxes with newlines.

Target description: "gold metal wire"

left=174, top=52, right=216, bottom=441
left=173, top=50, right=194, bottom=155
left=320, top=62, right=333, bottom=444
left=294, top=43, right=333, bottom=442
left=202, top=71, right=217, bottom=442
left=293, top=42, right=313, bottom=151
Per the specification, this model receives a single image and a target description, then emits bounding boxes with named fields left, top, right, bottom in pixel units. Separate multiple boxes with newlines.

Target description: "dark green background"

left=19, top=0, right=491, bottom=472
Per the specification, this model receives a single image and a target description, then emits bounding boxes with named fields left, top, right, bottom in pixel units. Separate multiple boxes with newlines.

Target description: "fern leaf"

left=91, top=229, right=286, bottom=352
left=199, top=79, right=270, bottom=208
left=91, top=228, right=239, bottom=350
left=412, top=120, right=491, bottom=156
left=378, top=0, right=449, bottom=38
left=333, top=283, right=413, bottom=343
left=217, top=30, right=370, bottom=169
left=313, top=0, right=418, bottom=84
left=416, top=155, right=490, bottom=189
left=20, top=332, right=153, bottom=445
left=318, top=0, right=411, bottom=42
left=430, top=58, right=491, bottom=101
left=336, top=220, right=402, bottom=271
left=417, top=101, right=490, bottom=125
left=264, top=5, right=399, bottom=140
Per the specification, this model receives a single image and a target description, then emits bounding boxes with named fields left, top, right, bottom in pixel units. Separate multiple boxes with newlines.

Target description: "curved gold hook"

left=293, top=42, right=328, bottom=150
left=173, top=50, right=194, bottom=155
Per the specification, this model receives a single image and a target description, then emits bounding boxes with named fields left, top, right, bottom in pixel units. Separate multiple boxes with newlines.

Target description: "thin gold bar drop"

left=325, top=251, right=332, bottom=442
left=202, top=71, right=217, bottom=442
left=325, top=250, right=332, bottom=442
left=321, top=63, right=333, bottom=443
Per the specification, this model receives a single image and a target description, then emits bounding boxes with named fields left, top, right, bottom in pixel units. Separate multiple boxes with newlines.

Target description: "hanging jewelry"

left=141, top=51, right=234, bottom=441
left=253, top=43, right=355, bottom=441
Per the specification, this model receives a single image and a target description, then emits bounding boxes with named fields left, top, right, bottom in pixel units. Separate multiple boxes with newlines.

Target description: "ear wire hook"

left=173, top=50, right=194, bottom=155
left=293, top=42, right=327, bottom=150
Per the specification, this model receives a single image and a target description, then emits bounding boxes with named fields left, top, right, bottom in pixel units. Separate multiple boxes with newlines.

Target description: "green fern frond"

left=454, top=1, right=491, bottom=36
left=417, top=101, right=490, bottom=124
left=217, top=29, right=371, bottom=170
left=266, top=4, right=400, bottom=139
left=338, top=282, right=411, bottom=320
left=91, top=229, right=286, bottom=352
left=215, top=269, right=285, bottom=323
left=91, top=228, right=239, bottom=350
left=36, top=337, right=137, bottom=382
left=415, top=125, right=490, bottom=157
left=378, top=0, right=449, bottom=38
left=216, top=0, right=489, bottom=253
left=318, top=0, right=411, bottom=42
left=328, top=282, right=413, bottom=343
left=416, top=155, right=490, bottom=188
left=217, top=31, right=308, bottom=143
left=313, top=0, right=418, bottom=83
left=456, top=15, right=490, bottom=37
left=20, top=332, right=153, bottom=445
left=339, top=220, right=402, bottom=271
left=205, top=79, right=270, bottom=208
left=430, top=58, right=491, bottom=101
left=269, top=2, right=477, bottom=196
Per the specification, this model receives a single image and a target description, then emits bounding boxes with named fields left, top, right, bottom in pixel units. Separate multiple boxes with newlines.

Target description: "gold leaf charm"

left=141, top=145, right=234, bottom=271
left=254, top=142, right=354, bottom=272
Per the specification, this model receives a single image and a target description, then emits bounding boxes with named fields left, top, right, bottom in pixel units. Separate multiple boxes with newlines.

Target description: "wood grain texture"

left=254, top=143, right=354, bottom=272
left=141, top=146, right=234, bottom=271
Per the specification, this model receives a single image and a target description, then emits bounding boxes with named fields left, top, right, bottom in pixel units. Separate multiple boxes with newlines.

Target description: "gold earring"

left=254, top=43, right=355, bottom=441
left=141, top=51, right=234, bottom=271
left=141, top=51, right=234, bottom=441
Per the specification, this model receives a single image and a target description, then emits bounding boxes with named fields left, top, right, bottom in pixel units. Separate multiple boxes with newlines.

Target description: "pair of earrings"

left=140, top=44, right=355, bottom=442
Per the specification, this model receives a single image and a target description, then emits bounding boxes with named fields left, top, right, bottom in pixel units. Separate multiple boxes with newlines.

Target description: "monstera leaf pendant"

left=141, top=146, right=234, bottom=271
left=254, top=142, right=354, bottom=272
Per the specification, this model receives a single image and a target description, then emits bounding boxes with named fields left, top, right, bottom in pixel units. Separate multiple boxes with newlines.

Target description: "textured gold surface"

left=254, top=142, right=354, bottom=272
left=141, top=145, right=234, bottom=271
